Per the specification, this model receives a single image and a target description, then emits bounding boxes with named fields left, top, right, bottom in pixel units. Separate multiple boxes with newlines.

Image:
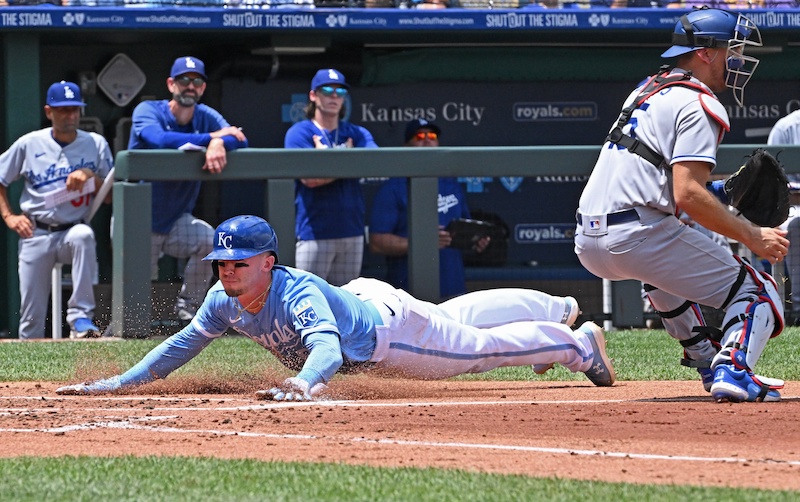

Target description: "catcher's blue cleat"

left=698, top=367, right=714, bottom=393
left=710, top=364, right=781, bottom=403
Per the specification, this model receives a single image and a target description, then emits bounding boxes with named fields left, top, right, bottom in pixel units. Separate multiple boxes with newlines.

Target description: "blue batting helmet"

left=203, top=215, right=278, bottom=262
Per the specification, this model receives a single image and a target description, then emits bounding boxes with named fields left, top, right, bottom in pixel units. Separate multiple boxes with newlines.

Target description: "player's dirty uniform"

left=0, top=128, right=112, bottom=338
left=575, top=8, right=785, bottom=402
left=58, top=270, right=603, bottom=391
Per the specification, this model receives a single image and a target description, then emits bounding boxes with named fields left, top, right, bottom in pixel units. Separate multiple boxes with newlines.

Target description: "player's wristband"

left=706, top=180, right=729, bottom=205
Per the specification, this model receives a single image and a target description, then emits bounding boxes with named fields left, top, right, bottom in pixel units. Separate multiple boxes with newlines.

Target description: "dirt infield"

left=1, top=379, right=799, bottom=491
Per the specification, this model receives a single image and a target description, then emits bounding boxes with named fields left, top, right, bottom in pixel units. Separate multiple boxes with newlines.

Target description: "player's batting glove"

left=55, top=376, right=122, bottom=395
left=255, top=377, right=329, bottom=402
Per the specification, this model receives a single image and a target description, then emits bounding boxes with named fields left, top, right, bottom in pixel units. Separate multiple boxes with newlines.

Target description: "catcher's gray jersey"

left=0, top=128, right=113, bottom=224
left=578, top=73, right=728, bottom=218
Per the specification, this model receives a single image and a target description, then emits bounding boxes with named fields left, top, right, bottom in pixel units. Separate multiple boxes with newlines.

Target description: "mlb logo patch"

left=293, top=300, right=319, bottom=328
left=589, top=219, right=601, bottom=230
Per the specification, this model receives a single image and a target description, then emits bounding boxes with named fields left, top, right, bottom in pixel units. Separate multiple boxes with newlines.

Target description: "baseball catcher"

left=576, top=7, right=789, bottom=403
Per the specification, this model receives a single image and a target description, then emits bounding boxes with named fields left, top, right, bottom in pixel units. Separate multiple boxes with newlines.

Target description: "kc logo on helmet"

left=217, top=232, right=233, bottom=249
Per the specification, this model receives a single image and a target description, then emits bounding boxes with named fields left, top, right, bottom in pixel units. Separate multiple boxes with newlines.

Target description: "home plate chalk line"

left=2, top=395, right=800, bottom=467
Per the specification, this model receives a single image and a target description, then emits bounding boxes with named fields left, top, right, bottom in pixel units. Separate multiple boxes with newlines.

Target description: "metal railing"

left=109, top=144, right=800, bottom=337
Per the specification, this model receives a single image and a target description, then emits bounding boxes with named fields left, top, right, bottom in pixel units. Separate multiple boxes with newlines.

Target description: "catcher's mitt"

left=723, top=148, right=791, bottom=228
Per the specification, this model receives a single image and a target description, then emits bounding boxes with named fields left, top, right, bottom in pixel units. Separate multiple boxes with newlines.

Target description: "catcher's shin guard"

left=712, top=260, right=784, bottom=372
left=644, top=285, right=719, bottom=365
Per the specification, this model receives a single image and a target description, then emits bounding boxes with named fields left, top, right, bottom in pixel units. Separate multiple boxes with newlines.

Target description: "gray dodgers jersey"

left=0, top=128, right=113, bottom=224
left=579, top=73, right=729, bottom=217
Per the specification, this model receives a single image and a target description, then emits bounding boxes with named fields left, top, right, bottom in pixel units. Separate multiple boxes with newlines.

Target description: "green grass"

left=2, top=328, right=800, bottom=500
left=0, top=456, right=795, bottom=502
left=4, top=327, right=800, bottom=383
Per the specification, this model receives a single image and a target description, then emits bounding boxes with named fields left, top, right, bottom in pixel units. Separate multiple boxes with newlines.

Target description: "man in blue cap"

left=0, top=81, right=113, bottom=339
left=128, top=56, right=249, bottom=324
left=284, top=68, right=378, bottom=286
left=369, top=118, right=492, bottom=300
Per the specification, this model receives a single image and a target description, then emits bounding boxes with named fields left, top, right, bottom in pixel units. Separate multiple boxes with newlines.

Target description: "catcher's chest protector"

left=607, top=66, right=716, bottom=167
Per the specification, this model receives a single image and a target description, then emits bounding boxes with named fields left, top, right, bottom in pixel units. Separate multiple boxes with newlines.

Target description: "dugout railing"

left=110, top=145, right=800, bottom=338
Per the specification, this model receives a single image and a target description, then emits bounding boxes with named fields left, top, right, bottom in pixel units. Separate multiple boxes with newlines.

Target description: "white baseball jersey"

left=578, top=71, right=729, bottom=217
left=0, top=128, right=113, bottom=224
left=767, top=109, right=800, bottom=146
left=768, top=109, right=800, bottom=184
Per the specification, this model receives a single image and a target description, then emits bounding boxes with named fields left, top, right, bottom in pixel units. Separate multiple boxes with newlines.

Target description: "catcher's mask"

left=203, top=215, right=278, bottom=278
left=661, top=7, right=761, bottom=107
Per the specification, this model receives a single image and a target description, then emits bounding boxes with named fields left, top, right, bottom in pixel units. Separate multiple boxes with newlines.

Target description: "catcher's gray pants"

left=150, top=213, right=214, bottom=316
left=575, top=207, right=780, bottom=368
left=18, top=224, right=97, bottom=339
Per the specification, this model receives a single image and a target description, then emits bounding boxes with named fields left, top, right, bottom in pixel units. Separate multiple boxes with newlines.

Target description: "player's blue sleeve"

left=220, top=135, right=248, bottom=150
left=132, top=103, right=215, bottom=149
left=132, top=103, right=246, bottom=151
left=706, top=180, right=729, bottom=205
left=295, top=331, right=345, bottom=388
left=369, top=179, right=404, bottom=234
left=284, top=122, right=313, bottom=148
left=84, top=327, right=214, bottom=391
left=354, top=125, right=378, bottom=148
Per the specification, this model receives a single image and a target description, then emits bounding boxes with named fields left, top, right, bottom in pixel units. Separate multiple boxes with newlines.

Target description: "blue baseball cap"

left=170, top=56, right=207, bottom=79
left=405, top=119, right=441, bottom=143
left=46, top=81, right=86, bottom=107
left=311, top=68, right=349, bottom=91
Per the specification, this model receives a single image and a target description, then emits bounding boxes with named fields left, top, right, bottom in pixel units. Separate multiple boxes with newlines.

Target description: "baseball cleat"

left=55, top=383, right=91, bottom=395
left=710, top=365, right=781, bottom=403
left=577, top=321, right=616, bottom=387
left=562, top=296, right=581, bottom=326
left=698, top=367, right=714, bottom=393
left=70, top=318, right=100, bottom=339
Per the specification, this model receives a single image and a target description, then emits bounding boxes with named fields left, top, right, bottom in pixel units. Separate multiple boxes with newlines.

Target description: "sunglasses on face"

left=414, top=132, right=438, bottom=141
left=316, top=86, right=349, bottom=98
left=174, top=76, right=206, bottom=87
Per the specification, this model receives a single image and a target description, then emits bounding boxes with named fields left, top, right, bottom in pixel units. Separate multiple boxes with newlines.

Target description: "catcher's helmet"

left=203, top=215, right=278, bottom=262
left=661, top=7, right=761, bottom=106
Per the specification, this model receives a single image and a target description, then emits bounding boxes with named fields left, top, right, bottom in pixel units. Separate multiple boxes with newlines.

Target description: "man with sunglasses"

left=369, top=119, right=488, bottom=299
left=284, top=68, right=378, bottom=286
left=128, top=56, right=248, bottom=325
left=575, top=8, right=788, bottom=402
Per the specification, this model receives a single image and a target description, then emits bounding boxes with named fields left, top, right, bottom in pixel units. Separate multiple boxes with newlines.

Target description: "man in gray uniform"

left=0, top=81, right=113, bottom=339
left=575, top=8, right=787, bottom=402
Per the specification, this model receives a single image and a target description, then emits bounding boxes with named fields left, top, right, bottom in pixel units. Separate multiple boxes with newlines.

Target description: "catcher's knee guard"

left=712, top=259, right=784, bottom=372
